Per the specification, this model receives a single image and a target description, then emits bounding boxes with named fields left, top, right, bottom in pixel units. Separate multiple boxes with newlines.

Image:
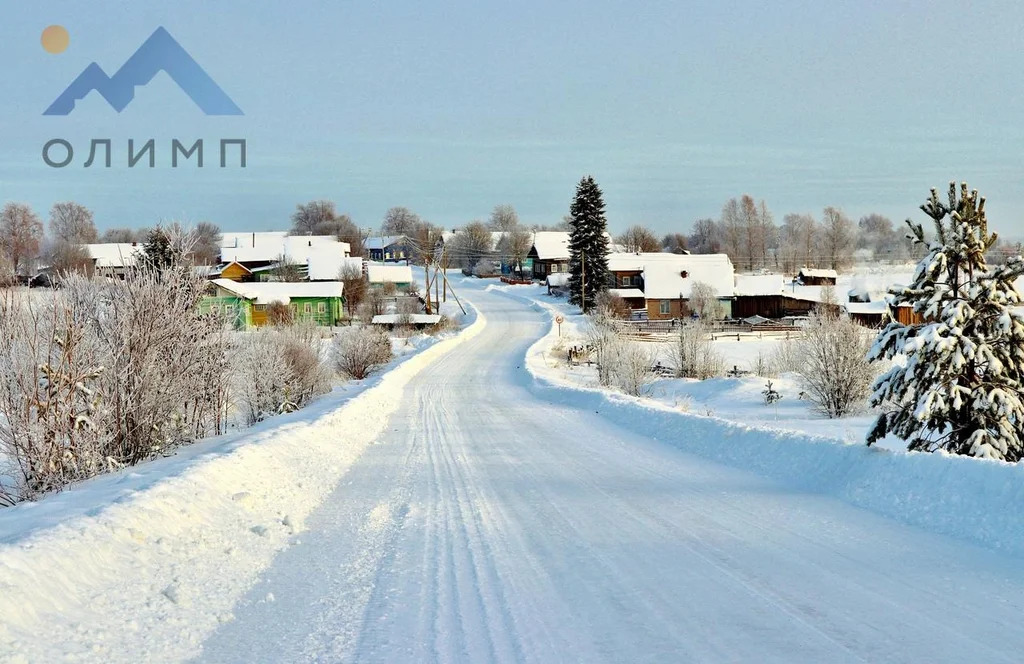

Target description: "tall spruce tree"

left=567, top=176, right=610, bottom=312
left=867, top=182, right=1024, bottom=461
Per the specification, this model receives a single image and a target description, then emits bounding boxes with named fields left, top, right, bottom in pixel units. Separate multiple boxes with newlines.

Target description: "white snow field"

left=4, top=282, right=1024, bottom=663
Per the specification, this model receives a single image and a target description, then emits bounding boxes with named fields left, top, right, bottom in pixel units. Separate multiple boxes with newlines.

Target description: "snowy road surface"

left=197, top=287, right=1024, bottom=663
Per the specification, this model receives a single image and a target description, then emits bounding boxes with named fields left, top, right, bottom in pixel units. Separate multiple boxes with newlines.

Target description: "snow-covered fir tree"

left=867, top=182, right=1024, bottom=461
left=567, top=176, right=610, bottom=312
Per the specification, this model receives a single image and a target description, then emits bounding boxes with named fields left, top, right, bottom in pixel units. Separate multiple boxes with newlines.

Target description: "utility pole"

left=424, top=254, right=432, bottom=314
left=438, top=268, right=467, bottom=315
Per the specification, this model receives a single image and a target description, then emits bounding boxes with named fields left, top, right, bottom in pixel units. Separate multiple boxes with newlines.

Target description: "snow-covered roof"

left=304, top=251, right=362, bottom=282
left=371, top=314, right=442, bottom=325
left=211, top=279, right=343, bottom=305
left=844, top=301, right=888, bottom=315
left=367, top=264, right=413, bottom=284
left=85, top=243, right=142, bottom=268
left=608, top=288, right=645, bottom=299
left=220, top=234, right=350, bottom=265
left=786, top=285, right=829, bottom=303
left=365, top=235, right=407, bottom=251
left=606, top=253, right=735, bottom=299
left=798, top=268, right=838, bottom=279
left=546, top=273, right=570, bottom=287
left=531, top=232, right=571, bottom=260
left=734, top=274, right=785, bottom=296
left=219, top=231, right=288, bottom=249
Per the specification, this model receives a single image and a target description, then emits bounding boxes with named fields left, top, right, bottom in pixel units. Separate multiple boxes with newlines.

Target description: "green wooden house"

left=202, top=279, right=345, bottom=328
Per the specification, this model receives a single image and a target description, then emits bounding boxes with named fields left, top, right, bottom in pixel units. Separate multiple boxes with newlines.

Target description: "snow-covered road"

left=193, top=286, right=1024, bottom=663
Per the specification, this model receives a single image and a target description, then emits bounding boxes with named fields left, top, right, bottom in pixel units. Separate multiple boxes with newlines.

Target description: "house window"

left=225, top=304, right=235, bottom=315
left=621, top=276, right=632, bottom=287
left=317, top=301, right=326, bottom=314
left=303, top=302, right=312, bottom=314
left=659, top=301, right=671, bottom=315
left=210, top=304, right=220, bottom=314
left=253, top=304, right=267, bottom=312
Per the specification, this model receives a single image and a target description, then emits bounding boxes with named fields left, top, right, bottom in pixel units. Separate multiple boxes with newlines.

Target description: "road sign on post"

left=555, top=314, right=564, bottom=336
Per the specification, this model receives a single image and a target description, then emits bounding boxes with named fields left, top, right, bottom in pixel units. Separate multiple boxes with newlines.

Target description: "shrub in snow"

left=266, top=301, right=293, bottom=326
left=333, top=326, right=393, bottom=379
left=427, top=314, right=456, bottom=336
left=594, top=291, right=631, bottom=320
left=233, top=332, right=290, bottom=426
left=233, top=323, right=330, bottom=425
left=868, top=183, right=1024, bottom=461
left=796, top=312, right=875, bottom=418
left=606, top=339, right=654, bottom=397
left=585, top=310, right=619, bottom=386
left=0, top=251, right=229, bottom=503
left=769, top=337, right=805, bottom=375
left=670, top=322, right=724, bottom=380
left=689, top=281, right=722, bottom=321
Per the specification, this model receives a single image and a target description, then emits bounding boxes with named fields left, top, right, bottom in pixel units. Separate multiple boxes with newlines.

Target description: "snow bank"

left=512, top=292, right=1024, bottom=558
left=0, top=306, right=485, bottom=663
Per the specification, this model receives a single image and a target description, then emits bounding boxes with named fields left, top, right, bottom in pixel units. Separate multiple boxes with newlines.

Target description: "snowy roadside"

left=490, top=284, right=1024, bottom=558
left=0, top=304, right=485, bottom=663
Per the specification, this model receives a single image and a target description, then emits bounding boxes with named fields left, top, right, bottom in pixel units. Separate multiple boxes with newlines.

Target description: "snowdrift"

left=0, top=307, right=485, bottom=663
left=516, top=293, right=1024, bottom=559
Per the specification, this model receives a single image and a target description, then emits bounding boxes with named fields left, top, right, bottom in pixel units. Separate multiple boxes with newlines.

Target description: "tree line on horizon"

left=4, top=191, right=1021, bottom=286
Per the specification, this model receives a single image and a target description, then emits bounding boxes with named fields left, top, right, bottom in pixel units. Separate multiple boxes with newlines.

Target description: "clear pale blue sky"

left=1, top=0, right=1022, bottom=236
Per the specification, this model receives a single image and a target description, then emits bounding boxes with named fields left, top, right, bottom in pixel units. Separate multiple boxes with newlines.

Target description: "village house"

left=797, top=267, right=838, bottom=286
left=217, top=232, right=351, bottom=281
left=528, top=232, right=570, bottom=280
left=732, top=274, right=822, bottom=319
left=367, top=263, right=414, bottom=290
left=607, top=252, right=735, bottom=320
left=84, top=243, right=143, bottom=279
left=201, top=279, right=345, bottom=328
left=366, top=236, right=412, bottom=263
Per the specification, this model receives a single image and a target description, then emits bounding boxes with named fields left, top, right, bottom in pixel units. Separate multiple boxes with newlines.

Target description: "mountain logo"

left=44, top=27, right=243, bottom=116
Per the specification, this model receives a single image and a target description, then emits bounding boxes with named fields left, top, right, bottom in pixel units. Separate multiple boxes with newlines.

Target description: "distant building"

left=797, top=268, right=838, bottom=286
left=365, top=236, right=412, bottom=262
left=367, top=263, right=414, bottom=290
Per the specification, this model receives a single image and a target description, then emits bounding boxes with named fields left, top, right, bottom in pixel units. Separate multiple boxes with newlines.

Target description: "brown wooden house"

left=797, top=268, right=838, bottom=286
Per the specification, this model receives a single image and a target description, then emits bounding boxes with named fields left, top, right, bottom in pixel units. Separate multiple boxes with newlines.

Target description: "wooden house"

left=218, top=233, right=351, bottom=279
left=215, top=261, right=254, bottom=282
left=797, top=268, right=838, bottom=286
left=528, top=232, right=570, bottom=279
left=201, top=279, right=345, bottom=327
left=367, top=264, right=414, bottom=290
left=366, top=236, right=412, bottom=263
left=607, top=252, right=735, bottom=320
left=84, top=243, right=142, bottom=279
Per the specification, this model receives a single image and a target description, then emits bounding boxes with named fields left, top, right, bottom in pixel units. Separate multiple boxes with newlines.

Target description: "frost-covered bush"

left=585, top=311, right=619, bottom=386
left=796, top=313, right=875, bottom=418
left=594, top=291, right=631, bottom=320
left=232, top=323, right=330, bottom=426
left=233, top=331, right=290, bottom=426
left=606, top=339, right=654, bottom=396
left=0, top=254, right=228, bottom=503
left=0, top=292, right=108, bottom=504
left=769, top=337, right=805, bottom=375
left=689, top=281, right=722, bottom=321
left=333, top=326, right=393, bottom=379
left=670, top=322, right=724, bottom=380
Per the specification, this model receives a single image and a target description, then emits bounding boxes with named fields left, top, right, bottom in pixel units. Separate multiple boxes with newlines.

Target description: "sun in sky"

left=41, top=25, right=69, bottom=54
